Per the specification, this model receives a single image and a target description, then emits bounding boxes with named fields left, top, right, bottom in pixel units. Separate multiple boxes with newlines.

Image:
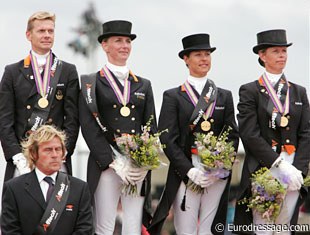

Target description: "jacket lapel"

left=25, top=171, right=46, bottom=209
left=20, top=56, right=38, bottom=99
left=178, top=84, right=194, bottom=105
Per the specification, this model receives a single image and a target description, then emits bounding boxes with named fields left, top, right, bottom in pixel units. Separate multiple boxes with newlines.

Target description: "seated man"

left=1, top=125, right=93, bottom=235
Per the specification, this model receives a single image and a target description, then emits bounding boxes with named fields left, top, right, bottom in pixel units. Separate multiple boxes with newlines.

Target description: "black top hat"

left=97, top=20, right=136, bottom=43
left=252, top=29, right=292, bottom=54
left=178, top=33, right=216, bottom=59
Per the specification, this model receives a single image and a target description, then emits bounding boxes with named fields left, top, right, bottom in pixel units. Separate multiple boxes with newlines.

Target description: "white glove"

left=109, top=160, right=130, bottom=185
left=200, top=174, right=219, bottom=188
left=12, top=153, right=31, bottom=175
left=127, top=167, right=148, bottom=184
left=187, top=168, right=205, bottom=185
left=271, top=156, right=303, bottom=191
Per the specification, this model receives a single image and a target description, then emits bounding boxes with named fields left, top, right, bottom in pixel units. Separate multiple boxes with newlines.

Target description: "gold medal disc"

left=280, top=116, right=288, bottom=127
left=38, top=97, right=49, bottom=109
left=201, top=120, right=211, bottom=131
left=120, top=106, right=131, bottom=117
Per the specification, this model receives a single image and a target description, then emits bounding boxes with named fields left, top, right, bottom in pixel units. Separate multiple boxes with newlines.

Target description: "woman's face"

left=259, top=46, right=288, bottom=74
left=184, top=50, right=211, bottom=78
left=101, top=36, right=132, bottom=66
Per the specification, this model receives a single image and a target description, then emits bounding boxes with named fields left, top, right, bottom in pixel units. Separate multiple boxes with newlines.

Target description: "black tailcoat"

left=148, top=84, right=239, bottom=235
left=1, top=171, right=93, bottom=235
left=234, top=79, right=310, bottom=234
left=79, top=71, right=156, bottom=226
left=0, top=54, right=80, bottom=180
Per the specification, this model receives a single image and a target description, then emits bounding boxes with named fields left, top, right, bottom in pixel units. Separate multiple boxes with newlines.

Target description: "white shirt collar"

left=187, top=75, right=208, bottom=95
left=31, top=50, right=50, bottom=67
left=35, top=168, right=57, bottom=184
left=106, top=61, right=129, bottom=81
left=265, top=70, right=283, bottom=86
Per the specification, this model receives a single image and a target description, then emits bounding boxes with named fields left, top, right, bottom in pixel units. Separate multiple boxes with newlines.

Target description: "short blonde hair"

left=27, top=11, right=56, bottom=31
left=21, top=125, right=66, bottom=169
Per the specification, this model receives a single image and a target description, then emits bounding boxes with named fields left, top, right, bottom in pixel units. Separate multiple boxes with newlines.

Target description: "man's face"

left=101, top=36, right=132, bottom=66
left=35, top=137, right=63, bottom=175
left=184, top=50, right=211, bottom=78
left=26, top=19, right=55, bottom=55
left=259, top=46, right=287, bottom=74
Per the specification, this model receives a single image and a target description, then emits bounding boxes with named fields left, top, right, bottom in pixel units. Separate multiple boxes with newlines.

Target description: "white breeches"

left=94, top=168, right=144, bottom=235
left=173, top=179, right=227, bottom=235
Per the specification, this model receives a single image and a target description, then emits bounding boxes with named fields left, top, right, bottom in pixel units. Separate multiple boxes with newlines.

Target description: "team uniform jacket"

left=0, top=54, right=80, bottom=180
left=148, top=84, right=239, bottom=235
left=234, top=80, right=310, bottom=234
left=1, top=171, right=93, bottom=235
left=79, top=71, right=156, bottom=226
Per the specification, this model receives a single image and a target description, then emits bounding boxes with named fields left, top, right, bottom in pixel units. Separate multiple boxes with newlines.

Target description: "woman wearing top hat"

left=148, top=33, right=239, bottom=235
left=79, top=20, right=156, bottom=235
left=234, top=29, right=310, bottom=234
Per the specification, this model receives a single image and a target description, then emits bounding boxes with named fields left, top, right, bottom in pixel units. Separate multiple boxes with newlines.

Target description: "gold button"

left=28, top=118, right=30, bottom=122
left=210, top=119, right=214, bottom=123
left=113, top=104, right=117, bottom=108
left=26, top=105, right=31, bottom=110
left=286, top=127, right=290, bottom=131
left=131, top=105, right=135, bottom=109
left=48, top=118, right=53, bottom=123
left=286, top=139, right=290, bottom=143
left=131, top=129, right=135, bottom=133
left=131, top=117, right=135, bottom=121
left=115, top=118, right=118, bottom=121
left=287, top=115, right=290, bottom=119
left=116, top=129, right=120, bottom=133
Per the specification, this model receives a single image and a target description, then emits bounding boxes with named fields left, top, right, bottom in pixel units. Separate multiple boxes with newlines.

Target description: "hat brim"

left=179, top=45, right=216, bottom=59
left=253, top=43, right=292, bottom=54
left=98, top=33, right=137, bottom=43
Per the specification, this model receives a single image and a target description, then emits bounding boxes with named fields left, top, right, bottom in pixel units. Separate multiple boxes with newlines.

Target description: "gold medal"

left=201, top=120, right=211, bottom=131
left=38, top=97, right=49, bottom=109
left=120, top=106, right=130, bottom=117
left=280, top=116, right=288, bottom=127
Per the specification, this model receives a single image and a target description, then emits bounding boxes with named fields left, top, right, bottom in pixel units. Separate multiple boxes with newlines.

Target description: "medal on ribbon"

left=184, top=80, right=216, bottom=131
left=30, top=51, right=53, bottom=109
left=101, top=66, right=131, bottom=117
left=261, top=73, right=290, bottom=127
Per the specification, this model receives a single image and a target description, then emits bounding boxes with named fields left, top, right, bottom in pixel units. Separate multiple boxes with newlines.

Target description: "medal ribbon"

left=184, top=80, right=216, bottom=120
left=30, top=51, right=52, bottom=98
left=101, top=65, right=130, bottom=107
left=261, top=73, right=290, bottom=115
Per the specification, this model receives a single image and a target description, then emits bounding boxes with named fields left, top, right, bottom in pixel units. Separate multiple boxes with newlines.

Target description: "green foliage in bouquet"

left=239, top=167, right=286, bottom=222
left=194, top=126, right=236, bottom=170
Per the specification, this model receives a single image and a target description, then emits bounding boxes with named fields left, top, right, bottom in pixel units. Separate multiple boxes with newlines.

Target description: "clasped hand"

left=187, top=168, right=219, bottom=188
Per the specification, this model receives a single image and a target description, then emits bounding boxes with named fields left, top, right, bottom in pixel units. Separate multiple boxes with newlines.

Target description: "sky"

left=0, top=0, right=309, bottom=179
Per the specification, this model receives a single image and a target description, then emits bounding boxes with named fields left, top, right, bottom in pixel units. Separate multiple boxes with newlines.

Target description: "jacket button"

left=131, top=129, right=135, bottom=133
left=131, top=117, right=135, bottom=121
left=26, top=105, right=31, bottom=110
left=131, top=105, right=135, bottom=109
left=115, top=118, right=118, bottom=121
left=48, top=118, right=53, bottom=123
left=113, top=104, right=117, bottom=108
left=116, top=129, right=120, bottom=133
left=286, top=139, right=290, bottom=143
left=286, top=127, right=290, bottom=131
left=210, top=119, right=214, bottom=123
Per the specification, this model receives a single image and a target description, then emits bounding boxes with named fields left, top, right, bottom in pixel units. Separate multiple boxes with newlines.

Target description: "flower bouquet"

left=239, top=167, right=287, bottom=222
left=188, top=126, right=237, bottom=193
left=114, top=115, right=167, bottom=196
